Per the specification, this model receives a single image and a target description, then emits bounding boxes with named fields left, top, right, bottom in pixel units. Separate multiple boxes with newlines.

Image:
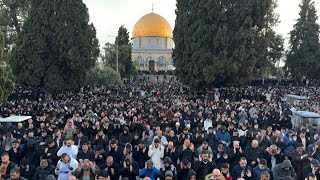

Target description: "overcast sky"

left=83, top=0, right=320, bottom=50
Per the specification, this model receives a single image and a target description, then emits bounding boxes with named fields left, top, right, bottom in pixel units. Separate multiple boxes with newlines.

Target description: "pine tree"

left=286, top=0, right=320, bottom=80
left=173, top=0, right=283, bottom=88
left=10, top=0, right=99, bottom=94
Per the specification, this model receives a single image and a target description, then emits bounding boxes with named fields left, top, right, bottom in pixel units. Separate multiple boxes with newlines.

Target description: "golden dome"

left=132, top=12, right=173, bottom=39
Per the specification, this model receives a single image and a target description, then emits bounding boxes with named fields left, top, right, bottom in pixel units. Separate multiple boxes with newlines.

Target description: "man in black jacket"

left=195, top=150, right=216, bottom=180
left=245, top=140, right=263, bottom=168
left=0, top=152, right=16, bottom=179
left=18, top=159, right=36, bottom=180
left=77, top=143, right=95, bottom=162
left=303, top=159, right=320, bottom=179
left=133, top=140, right=149, bottom=169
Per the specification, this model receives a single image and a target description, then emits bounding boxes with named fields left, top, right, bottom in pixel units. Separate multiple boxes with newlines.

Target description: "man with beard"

left=245, top=140, right=263, bottom=168
left=77, top=143, right=95, bottom=162
left=57, top=138, right=78, bottom=159
left=291, top=143, right=310, bottom=179
left=42, top=139, right=59, bottom=165
left=262, top=145, right=284, bottom=170
left=103, top=139, right=122, bottom=164
left=139, top=160, right=161, bottom=180
left=231, top=157, right=252, bottom=180
left=73, top=159, right=99, bottom=180
left=34, top=159, right=55, bottom=180
left=133, top=140, right=149, bottom=169
left=148, top=138, right=164, bottom=169
left=195, top=150, right=216, bottom=180
left=18, top=159, right=36, bottom=180
left=100, top=156, right=120, bottom=180
left=6, top=168, right=27, bottom=180
left=0, top=152, right=16, bottom=179
left=8, top=140, right=23, bottom=165
left=303, top=159, right=320, bottom=179
left=252, top=159, right=271, bottom=180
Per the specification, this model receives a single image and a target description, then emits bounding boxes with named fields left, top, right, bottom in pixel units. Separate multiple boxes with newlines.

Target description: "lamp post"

left=107, top=35, right=119, bottom=75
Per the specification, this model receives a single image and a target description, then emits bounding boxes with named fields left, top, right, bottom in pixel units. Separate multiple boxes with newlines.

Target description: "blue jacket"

left=139, top=167, right=161, bottom=180
left=216, top=131, right=231, bottom=146
left=252, top=165, right=272, bottom=180
left=232, top=165, right=253, bottom=180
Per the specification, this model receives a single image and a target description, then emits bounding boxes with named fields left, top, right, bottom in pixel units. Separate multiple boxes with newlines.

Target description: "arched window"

left=146, top=57, right=153, bottom=64
left=136, top=56, right=144, bottom=64
left=158, top=56, right=164, bottom=65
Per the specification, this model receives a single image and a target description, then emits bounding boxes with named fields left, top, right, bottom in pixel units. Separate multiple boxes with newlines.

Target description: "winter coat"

left=272, top=160, right=297, bottom=180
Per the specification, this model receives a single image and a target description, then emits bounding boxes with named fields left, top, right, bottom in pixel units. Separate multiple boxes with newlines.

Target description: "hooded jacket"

left=272, top=160, right=297, bottom=180
left=186, top=169, right=196, bottom=180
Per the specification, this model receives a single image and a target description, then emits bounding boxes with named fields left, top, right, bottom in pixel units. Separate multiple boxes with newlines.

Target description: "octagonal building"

left=132, top=12, right=175, bottom=72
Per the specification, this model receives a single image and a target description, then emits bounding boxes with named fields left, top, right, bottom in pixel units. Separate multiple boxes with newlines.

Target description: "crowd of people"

left=0, top=80, right=319, bottom=180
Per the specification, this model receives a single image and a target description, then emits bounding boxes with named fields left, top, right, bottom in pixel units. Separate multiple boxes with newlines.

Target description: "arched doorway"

left=149, top=60, right=155, bottom=71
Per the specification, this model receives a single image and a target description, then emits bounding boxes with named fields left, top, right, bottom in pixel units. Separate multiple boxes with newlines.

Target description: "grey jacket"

left=272, top=160, right=297, bottom=180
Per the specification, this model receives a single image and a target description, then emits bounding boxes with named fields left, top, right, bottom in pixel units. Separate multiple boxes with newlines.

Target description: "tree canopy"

left=10, top=0, right=99, bottom=94
left=173, top=0, right=283, bottom=88
left=87, top=66, right=122, bottom=87
left=102, top=25, right=135, bottom=78
left=286, top=0, right=320, bottom=80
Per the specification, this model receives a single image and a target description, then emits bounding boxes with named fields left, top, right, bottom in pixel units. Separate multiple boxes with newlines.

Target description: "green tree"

left=101, top=42, right=116, bottom=65
left=286, top=0, right=320, bottom=80
left=10, top=0, right=99, bottom=94
left=115, top=25, right=134, bottom=78
left=173, top=0, right=283, bottom=88
left=87, top=66, right=122, bottom=86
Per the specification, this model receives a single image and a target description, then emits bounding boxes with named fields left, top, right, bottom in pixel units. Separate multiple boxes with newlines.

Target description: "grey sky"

left=83, top=0, right=320, bottom=49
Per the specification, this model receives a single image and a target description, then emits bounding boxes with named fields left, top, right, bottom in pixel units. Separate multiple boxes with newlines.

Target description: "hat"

left=281, top=160, right=292, bottom=169
left=146, top=160, right=154, bottom=166
left=311, top=159, right=320, bottom=167
left=259, top=158, right=267, bottom=165
left=124, top=155, right=132, bottom=162
left=165, top=171, right=173, bottom=177
left=176, top=122, right=180, bottom=126
left=182, top=158, right=189, bottom=166
left=12, top=140, right=19, bottom=144
left=202, top=141, right=208, bottom=145
left=123, top=127, right=129, bottom=131
left=6, top=133, right=11, bottom=137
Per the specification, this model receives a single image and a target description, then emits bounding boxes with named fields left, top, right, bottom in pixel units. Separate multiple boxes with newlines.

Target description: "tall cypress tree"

left=115, top=25, right=133, bottom=78
left=10, top=0, right=99, bottom=93
left=173, top=0, right=283, bottom=88
left=286, top=0, right=320, bottom=80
